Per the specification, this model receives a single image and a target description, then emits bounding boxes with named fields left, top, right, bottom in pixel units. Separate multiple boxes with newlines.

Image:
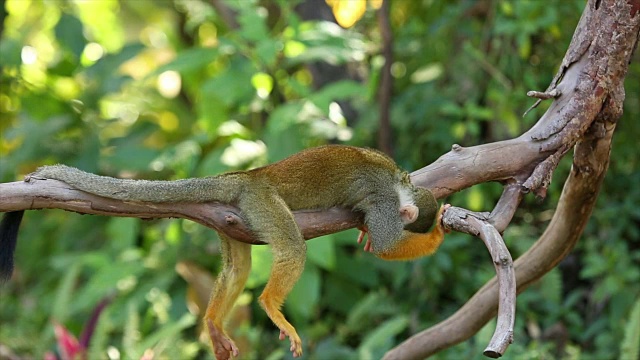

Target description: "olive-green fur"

left=31, top=145, right=438, bottom=251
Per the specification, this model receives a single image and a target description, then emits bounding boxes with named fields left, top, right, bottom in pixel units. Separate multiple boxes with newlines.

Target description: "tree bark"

left=384, top=0, right=639, bottom=357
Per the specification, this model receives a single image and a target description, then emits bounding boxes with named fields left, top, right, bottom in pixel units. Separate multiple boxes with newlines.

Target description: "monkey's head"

left=404, top=187, right=439, bottom=233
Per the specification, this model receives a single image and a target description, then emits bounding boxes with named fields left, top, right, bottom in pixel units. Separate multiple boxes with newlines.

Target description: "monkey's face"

left=404, top=187, right=438, bottom=233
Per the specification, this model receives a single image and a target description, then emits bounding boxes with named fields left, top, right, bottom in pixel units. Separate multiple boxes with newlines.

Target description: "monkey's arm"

left=375, top=204, right=448, bottom=261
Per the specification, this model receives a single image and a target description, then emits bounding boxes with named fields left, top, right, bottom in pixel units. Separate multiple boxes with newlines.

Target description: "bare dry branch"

left=527, top=89, right=560, bottom=100
left=437, top=208, right=516, bottom=357
left=489, top=183, right=523, bottom=233
left=467, top=217, right=515, bottom=358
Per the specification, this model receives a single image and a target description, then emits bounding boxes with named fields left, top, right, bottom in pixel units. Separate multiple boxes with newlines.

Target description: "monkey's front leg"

left=357, top=202, right=418, bottom=253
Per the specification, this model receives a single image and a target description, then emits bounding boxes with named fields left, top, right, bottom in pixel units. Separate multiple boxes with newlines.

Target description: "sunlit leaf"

left=327, top=0, right=367, bottom=28
left=151, top=47, right=219, bottom=76
left=251, top=72, right=274, bottom=98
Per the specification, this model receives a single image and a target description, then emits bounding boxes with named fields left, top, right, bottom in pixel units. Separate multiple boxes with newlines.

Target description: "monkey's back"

left=256, top=145, right=405, bottom=211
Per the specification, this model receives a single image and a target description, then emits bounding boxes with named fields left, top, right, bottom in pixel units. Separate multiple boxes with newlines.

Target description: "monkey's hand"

left=440, top=204, right=451, bottom=233
left=357, top=225, right=374, bottom=253
left=207, top=319, right=239, bottom=360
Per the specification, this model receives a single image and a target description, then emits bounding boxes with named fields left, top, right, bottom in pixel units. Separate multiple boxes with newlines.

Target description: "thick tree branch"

left=0, top=178, right=359, bottom=245
left=384, top=0, right=638, bottom=358
left=386, top=104, right=618, bottom=360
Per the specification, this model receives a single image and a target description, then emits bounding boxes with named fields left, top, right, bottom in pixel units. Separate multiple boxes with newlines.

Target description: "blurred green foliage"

left=1, top=0, right=638, bottom=359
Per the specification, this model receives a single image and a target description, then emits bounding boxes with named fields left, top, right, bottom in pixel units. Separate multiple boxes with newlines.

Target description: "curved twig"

left=437, top=208, right=516, bottom=358
left=467, top=217, right=515, bottom=357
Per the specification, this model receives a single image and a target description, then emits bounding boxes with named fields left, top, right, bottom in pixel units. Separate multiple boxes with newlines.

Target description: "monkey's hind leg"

left=240, top=193, right=306, bottom=358
left=259, top=240, right=305, bottom=358
left=204, top=234, right=251, bottom=360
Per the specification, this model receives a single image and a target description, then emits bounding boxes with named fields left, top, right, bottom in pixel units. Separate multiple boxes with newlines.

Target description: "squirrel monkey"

left=0, top=145, right=447, bottom=359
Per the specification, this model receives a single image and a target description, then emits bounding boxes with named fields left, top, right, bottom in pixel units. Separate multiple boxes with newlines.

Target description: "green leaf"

left=51, top=262, right=82, bottom=322
left=106, top=218, right=139, bottom=251
left=307, top=235, right=336, bottom=271
left=238, top=10, right=270, bottom=42
left=358, top=315, right=409, bottom=359
left=134, top=313, right=196, bottom=356
left=309, top=80, right=365, bottom=110
left=255, top=39, right=280, bottom=67
left=345, top=293, right=393, bottom=332
left=334, top=250, right=379, bottom=288
left=55, top=14, right=86, bottom=60
left=200, top=60, right=255, bottom=107
left=107, top=143, right=160, bottom=171
left=152, top=47, right=219, bottom=76
left=0, top=38, right=23, bottom=66
left=251, top=72, right=274, bottom=97
left=322, top=276, right=365, bottom=315
left=540, top=268, right=562, bottom=305
left=266, top=102, right=305, bottom=134
left=314, top=338, right=358, bottom=360
left=620, top=296, right=640, bottom=360
left=75, top=260, right=146, bottom=312
left=247, top=245, right=273, bottom=289
left=123, top=301, right=140, bottom=357
left=287, top=263, right=321, bottom=322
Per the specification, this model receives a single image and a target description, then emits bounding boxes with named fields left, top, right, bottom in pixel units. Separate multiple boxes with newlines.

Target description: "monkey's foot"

left=278, top=328, right=303, bottom=358
left=207, top=319, right=239, bottom=360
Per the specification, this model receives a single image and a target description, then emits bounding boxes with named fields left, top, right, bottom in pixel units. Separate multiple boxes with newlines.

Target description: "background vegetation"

left=1, top=0, right=638, bottom=359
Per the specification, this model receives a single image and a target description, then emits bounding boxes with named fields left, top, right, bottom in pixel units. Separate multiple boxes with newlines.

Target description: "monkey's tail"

left=31, top=165, right=240, bottom=204
left=0, top=211, right=24, bottom=282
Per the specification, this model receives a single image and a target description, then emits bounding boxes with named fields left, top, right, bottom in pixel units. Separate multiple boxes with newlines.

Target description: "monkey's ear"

left=399, top=205, right=419, bottom=225
left=404, top=188, right=438, bottom=233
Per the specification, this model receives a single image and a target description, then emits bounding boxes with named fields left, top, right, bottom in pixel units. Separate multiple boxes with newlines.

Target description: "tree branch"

left=384, top=0, right=639, bottom=358
left=0, top=178, right=360, bottom=245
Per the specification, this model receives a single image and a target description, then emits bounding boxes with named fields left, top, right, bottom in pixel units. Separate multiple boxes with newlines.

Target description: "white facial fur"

left=395, top=185, right=415, bottom=207
left=395, top=185, right=418, bottom=224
